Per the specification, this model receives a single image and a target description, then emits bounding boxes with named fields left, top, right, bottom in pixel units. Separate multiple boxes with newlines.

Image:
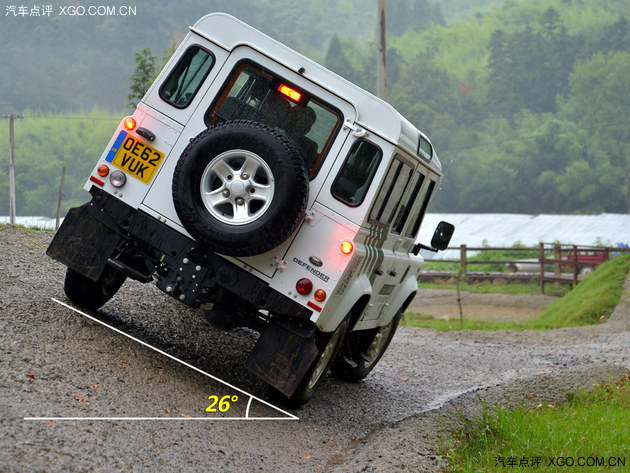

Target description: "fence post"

left=539, top=242, right=545, bottom=295
left=460, top=244, right=467, bottom=276
left=572, top=245, right=578, bottom=286
left=554, top=244, right=561, bottom=276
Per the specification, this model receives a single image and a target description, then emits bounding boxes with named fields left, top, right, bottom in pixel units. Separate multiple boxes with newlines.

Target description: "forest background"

left=1, top=0, right=629, bottom=217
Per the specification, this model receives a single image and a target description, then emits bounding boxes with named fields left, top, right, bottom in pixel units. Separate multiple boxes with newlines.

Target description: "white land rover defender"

left=47, top=13, right=454, bottom=406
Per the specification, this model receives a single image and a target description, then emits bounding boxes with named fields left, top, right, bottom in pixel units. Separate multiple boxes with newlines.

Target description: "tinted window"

left=160, top=46, right=215, bottom=108
left=206, top=62, right=342, bottom=177
left=407, top=179, right=436, bottom=238
left=331, top=140, right=382, bottom=206
left=392, top=171, right=425, bottom=234
left=418, top=135, right=432, bottom=160
left=369, top=158, right=414, bottom=226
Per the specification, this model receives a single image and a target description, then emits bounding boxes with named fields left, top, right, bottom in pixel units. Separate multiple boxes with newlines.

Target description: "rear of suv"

left=47, top=13, right=454, bottom=406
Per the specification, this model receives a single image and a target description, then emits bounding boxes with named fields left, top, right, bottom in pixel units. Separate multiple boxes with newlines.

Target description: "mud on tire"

left=64, top=266, right=127, bottom=311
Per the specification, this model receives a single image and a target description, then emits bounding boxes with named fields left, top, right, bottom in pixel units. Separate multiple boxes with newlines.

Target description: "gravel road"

left=2, top=225, right=628, bottom=472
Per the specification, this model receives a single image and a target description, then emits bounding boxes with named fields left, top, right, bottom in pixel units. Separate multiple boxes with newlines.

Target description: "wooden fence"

left=421, top=243, right=630, bottom=294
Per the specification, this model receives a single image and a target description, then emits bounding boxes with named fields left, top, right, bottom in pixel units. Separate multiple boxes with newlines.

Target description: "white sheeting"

left=418, top=213, right=630, bottom=259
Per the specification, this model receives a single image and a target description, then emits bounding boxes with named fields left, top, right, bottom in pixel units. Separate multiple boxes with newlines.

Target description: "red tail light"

left=296, top=278, right=313, bottom=295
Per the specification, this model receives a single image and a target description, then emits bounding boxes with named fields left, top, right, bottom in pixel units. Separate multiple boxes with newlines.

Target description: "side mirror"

left=431, top=221, right=454, bottom=251
left=411, top=221, right=455, bottom=255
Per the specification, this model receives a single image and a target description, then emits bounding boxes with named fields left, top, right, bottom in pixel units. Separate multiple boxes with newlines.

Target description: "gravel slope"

left=1, top=225, right=628, bottom=472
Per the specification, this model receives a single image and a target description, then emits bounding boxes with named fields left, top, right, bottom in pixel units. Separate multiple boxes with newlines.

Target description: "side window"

left=392, top=171, right=425, bottom=235
left=407, top=179, right=436, bottom=238
left=369, top=157, right=414, bottom=226
left=331, top=140, right=382, bottom=207
left=206, top=62, right=342, bottom=178
left=160, top=46, right=215, bottom=108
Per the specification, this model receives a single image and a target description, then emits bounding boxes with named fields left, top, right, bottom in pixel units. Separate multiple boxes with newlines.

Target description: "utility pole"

left=377, top=0, right=387, bottom=100
left=3, top=113, right=24, bottom=224
left=55, top=166, right=66, bottom=231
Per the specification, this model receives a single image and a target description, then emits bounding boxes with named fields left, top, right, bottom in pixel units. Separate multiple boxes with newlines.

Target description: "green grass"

left=402, top=316, right=535, bottom=332
left=534, top=253, right=630, bottom=328
left=406, top=254, right=629, bottom=331
left=442, top=375, right=630, bottom=472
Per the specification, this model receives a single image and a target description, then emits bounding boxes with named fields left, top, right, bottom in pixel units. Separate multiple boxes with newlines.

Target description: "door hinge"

left=343, top=120, right=368, bottom=138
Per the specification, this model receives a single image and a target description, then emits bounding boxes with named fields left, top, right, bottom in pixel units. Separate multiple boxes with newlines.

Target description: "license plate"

left=106, top=131, right=165, bottom=184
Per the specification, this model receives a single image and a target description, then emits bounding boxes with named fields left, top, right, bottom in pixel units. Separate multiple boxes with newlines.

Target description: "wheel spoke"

left=213, top=160, right=236, bottom=183
left=202, top=189, right=230, bottom=210
left=249, top=182, right=273, bottom=204
left=233, top=202, right=250, bottom=221
left=241, top=154, right=262, bottom=177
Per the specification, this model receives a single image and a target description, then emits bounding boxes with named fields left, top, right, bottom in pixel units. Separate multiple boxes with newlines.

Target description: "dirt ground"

left=407, top=288, right=557, bottom=321
left=1, top=225, right=628, bottom=472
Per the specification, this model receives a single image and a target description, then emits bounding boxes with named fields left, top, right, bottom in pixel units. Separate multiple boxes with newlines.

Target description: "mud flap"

left=246, top=321, right=319, bottom=397
left=46, top=201, right=122, bottom=281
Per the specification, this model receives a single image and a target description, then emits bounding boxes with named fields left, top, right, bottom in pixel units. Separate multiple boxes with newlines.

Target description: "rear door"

left=142, top=45, right=355, bottom=279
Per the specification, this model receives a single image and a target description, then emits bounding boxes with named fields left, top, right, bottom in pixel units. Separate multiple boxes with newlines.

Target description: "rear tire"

left=332, top=312, right=401, bottom=382
left=269, top=320, right=347, bottom=407
left=64, top=266, right=127, bottom=311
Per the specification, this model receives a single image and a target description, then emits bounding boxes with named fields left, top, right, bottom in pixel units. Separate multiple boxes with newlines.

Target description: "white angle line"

left=24, top=298, right=299, bottom=421
left=246, top=396, right=254, bottom=418
left=24, top=417, right=294, bottom=421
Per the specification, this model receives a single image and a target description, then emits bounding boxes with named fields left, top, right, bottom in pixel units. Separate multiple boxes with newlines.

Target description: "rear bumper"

left=47, top=187, right=313, bottom=319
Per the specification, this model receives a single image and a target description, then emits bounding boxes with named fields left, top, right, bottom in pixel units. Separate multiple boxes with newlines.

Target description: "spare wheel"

left=172, top=120, right=309, bottom=256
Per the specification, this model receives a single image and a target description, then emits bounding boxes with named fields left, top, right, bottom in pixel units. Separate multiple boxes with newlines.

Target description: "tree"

left=127, top=47, right=156, bottom=108
left=560, top=51, right=630, bottom=212
left=325, top=34, right=356, bottom=81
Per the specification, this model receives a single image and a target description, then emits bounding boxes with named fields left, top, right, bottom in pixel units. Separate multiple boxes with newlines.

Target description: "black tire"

left=332, top=311, right=401, bottom=382
left=270, top=320, right=348, bottom=408
left=64, top=266, right=127, bottom=311
left=172, top=120, right=309, bottom=256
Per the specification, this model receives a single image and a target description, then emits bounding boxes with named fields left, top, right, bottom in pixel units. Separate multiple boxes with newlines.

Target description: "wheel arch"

left=382, top=275, right=418, bottom=324
left=318, top=274, right=372, bottom=333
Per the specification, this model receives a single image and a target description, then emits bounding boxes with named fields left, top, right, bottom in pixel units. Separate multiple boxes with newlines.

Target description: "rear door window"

left=206, top=62, right=342, bottom=177
left=160, top=46, right=215, bottom=108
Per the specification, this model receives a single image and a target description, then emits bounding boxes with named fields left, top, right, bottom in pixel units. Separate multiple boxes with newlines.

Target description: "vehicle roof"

left=190, top=13, right=441, bottom=174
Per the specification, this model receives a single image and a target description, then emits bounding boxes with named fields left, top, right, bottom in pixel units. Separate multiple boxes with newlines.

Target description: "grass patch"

left=534, top=253, right=630, bottom=328
left=0, top=223, right=54, bottom=232
left=406, top=254, right=629, bottom=331
left=402, top=315, right=534, bottom=332
left=441, top=374, right=630, bottom=472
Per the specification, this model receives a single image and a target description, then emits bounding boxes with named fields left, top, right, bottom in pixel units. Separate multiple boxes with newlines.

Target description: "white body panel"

left=83, top=13, right=444, bottom=333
